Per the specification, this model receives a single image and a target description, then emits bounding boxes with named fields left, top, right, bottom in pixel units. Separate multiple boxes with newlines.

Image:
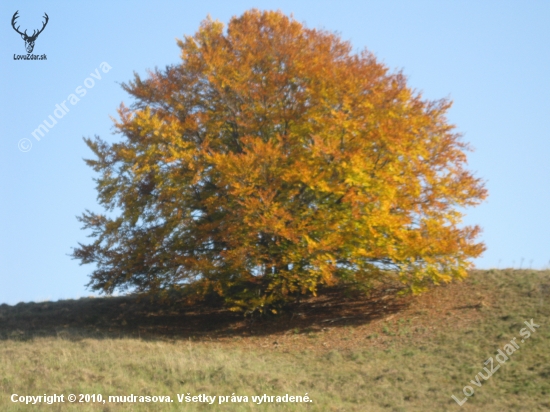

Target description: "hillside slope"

left=1, top=269, right=549, bottom=411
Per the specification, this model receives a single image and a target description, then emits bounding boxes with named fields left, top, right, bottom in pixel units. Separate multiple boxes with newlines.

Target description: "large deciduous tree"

left=73, top=9, right=487, bottom=313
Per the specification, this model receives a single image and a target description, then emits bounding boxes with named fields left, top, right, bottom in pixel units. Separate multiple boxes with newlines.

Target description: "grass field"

left=1, top=269, right=549, bottom=411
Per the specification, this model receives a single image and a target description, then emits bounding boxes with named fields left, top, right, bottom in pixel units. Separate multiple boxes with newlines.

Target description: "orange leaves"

left=74, top=9, right=487, bottom=313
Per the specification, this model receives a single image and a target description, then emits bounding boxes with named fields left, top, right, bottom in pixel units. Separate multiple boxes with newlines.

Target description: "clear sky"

left=1, top=1, right=549, bottom=305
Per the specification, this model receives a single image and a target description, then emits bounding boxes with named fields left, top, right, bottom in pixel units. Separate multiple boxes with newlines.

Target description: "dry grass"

left=1, top=269, right=549, bottom=411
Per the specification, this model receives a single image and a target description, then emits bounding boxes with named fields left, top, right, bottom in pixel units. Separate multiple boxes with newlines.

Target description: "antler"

left=11, top=11, right=26, bottom=37
left=11, top=11, right=49, bottom=40
left=31, top=13, right=49, bottom=39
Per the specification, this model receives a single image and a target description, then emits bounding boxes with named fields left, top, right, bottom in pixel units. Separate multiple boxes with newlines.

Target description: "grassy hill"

left=1, top=269, right=549, bottom=411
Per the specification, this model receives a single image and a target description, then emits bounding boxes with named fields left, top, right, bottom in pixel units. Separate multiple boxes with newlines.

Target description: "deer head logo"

left=11, top=11, right=49, bottom=54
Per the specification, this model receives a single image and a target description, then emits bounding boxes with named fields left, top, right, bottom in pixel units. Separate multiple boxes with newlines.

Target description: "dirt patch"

left=206, top=271, right=495, bottom=353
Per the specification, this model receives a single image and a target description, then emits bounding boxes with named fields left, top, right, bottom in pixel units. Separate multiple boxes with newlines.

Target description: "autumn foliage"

left=73, top=10, right=487, bottom=313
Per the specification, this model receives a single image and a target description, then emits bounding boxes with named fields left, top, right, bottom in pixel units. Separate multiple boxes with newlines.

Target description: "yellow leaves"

left=76, top=9, right=487, bottom=315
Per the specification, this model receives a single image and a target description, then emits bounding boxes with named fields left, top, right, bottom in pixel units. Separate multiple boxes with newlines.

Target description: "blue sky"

left=1, top=1, right=548, bottom=305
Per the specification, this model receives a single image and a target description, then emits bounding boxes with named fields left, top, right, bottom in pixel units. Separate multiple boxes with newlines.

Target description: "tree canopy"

left=73, top=9, right=487, bottom=313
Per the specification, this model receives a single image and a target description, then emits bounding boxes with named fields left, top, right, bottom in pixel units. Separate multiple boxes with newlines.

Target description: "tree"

left=72, top=9, right=487, bottom=313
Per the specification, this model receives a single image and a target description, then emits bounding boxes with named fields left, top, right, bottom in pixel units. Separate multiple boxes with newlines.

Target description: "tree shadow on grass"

left=0, top=284, right=411, bottom=342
